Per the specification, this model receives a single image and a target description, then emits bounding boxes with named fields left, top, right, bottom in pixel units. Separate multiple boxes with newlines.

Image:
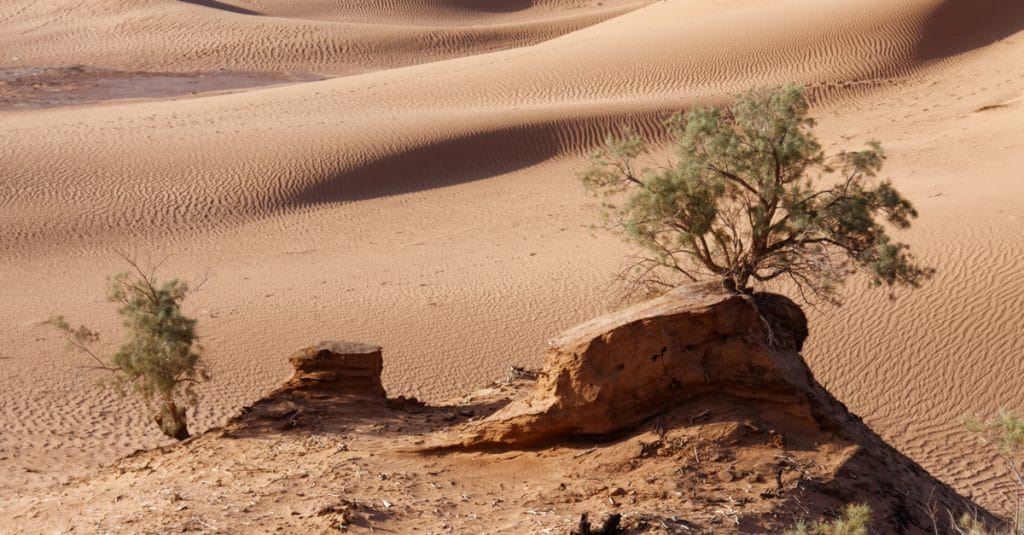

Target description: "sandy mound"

left=2, top=286, right=998, bottom=533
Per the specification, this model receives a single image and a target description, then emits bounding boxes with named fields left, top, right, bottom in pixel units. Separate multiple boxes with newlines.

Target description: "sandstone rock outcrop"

left=457, top=284, right=820, bottom=448
left=440, top=283, right=999, bottom=532
left=282, top=341, right=386, bottom=398
left=230, top=340, right=387, bottom=430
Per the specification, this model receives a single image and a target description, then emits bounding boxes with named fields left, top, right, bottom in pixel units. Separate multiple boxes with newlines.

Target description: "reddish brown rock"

left=457, top=284, right=818, bottom=448
left=229, top=340, right=387, bottom=431
left=282, top=341, right=386, bottom=398
left=436, top=284, right=999, bottom=532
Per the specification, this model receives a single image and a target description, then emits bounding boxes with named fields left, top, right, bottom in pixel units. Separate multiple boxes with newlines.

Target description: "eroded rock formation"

left=229, top=340, right=388, bottom=431
left=416, top=284, right=999, bottom=532
left=455, top=285, right=821, bottom=448
left=282, top=341, right=386, bottom=398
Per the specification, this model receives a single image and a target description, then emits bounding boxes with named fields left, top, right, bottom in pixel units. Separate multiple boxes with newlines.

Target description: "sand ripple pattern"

left=0, top=0, right=644, bottom=76
left=0, top=0, right=976, bottom=254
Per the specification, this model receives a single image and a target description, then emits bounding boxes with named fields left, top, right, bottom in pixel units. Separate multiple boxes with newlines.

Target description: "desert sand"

left=1, top=0, right=1023, bottom=520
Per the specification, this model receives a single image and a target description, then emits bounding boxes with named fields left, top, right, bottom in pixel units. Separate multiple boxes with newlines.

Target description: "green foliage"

left=49, top=257, right=209, bottom=440
left=783, top=504, right=872, bottom=535
left=965, top=409, right=1024, bottom=459
left=580, top=83, right=934, bottom=304
left=956, top=513, right=1013, bottom=535
left=964, top=409, right=1024, bottom=533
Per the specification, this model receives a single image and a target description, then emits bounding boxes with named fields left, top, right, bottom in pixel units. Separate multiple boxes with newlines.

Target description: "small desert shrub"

left=783, top=504, right=871, bottom=535
left=955, top=513, right=1014, bottom=535
left=962, top=409, right=1024, bottom=534
left=49, top=256, right=209, bottom=440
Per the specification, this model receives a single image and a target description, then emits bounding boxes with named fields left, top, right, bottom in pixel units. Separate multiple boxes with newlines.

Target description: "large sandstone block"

left=458, top=285, right=814, bottom=448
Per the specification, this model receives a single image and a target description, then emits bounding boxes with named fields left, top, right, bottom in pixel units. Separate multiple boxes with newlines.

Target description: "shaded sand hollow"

left=1, top=0, right=1024, bottom=520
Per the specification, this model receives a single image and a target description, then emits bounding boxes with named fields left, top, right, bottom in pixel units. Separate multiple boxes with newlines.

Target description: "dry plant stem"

left=60, top=333, right=116, bottom=372
left=1006, top=454, right=1024, bottom=533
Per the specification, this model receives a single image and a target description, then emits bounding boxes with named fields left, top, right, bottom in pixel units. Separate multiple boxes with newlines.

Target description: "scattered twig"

left=573, top=447, right=597, bottom=459
left=689, top=410, right=710, bottom=424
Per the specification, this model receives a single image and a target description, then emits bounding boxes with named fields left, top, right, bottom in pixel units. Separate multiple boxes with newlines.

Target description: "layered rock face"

left=457, top=285, right=818, bottom=448
left=230, top=340, right=388, bottom=430
left=282, top=341, right=386, bottom=398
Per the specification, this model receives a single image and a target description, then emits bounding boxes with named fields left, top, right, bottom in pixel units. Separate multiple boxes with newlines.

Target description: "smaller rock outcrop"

left=281, top=341, right=386, bottom=398
left=229, top=340, right=387, bottom=431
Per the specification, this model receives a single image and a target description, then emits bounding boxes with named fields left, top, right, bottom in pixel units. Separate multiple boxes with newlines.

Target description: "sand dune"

left=0, top=0, right=645, bottom=76
left=0, top=0, right=983, bottom=250
left=2, top=0, right=1024, bottom=517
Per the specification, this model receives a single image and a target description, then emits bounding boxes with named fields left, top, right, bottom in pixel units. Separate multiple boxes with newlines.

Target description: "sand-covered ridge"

left=1, top=0, right=1024, bottom=518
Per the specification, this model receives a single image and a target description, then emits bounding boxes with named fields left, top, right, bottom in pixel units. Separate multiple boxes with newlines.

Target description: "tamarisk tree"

left=49, top=256, right=209, bottom=440
left=581, top=83, right=934, bottom=304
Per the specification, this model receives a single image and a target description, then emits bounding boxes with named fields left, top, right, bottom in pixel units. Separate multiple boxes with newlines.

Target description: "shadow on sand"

left=915, top=0, right=1024, bottom=61
left=178, top=0, right=262, bottom=16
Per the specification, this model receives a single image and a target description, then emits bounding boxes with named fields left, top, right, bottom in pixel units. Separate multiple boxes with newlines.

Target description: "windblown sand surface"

left=1, top=0, right=1023, bottom=517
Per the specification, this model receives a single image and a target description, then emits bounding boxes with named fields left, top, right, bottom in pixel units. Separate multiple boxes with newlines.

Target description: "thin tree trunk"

left=733, top=264, right=754, bottom=292
left=155, top=400, right=190, bottom=440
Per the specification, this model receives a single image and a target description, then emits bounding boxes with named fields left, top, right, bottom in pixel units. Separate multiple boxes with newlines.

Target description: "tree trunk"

left=730, top=265, right=754, bottom=293
left=155, top=400, right=190, bottom=440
